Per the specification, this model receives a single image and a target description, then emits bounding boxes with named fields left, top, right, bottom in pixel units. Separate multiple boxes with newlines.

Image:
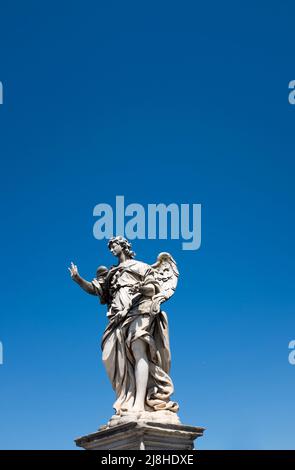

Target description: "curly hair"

left=107, top=236, right=136, bottom=259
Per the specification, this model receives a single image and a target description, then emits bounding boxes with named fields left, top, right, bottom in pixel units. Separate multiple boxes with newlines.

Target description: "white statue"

left=69, top=237, right=179, bottom=422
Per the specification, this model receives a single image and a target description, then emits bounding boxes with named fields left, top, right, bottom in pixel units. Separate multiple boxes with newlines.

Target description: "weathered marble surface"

left=105, top=409, right=181, bottom=428
left=75, top=421, right=205, bottom=450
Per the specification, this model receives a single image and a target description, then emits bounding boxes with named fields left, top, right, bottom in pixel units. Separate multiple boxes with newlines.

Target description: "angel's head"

left=108, top=236, right=136, bottom=259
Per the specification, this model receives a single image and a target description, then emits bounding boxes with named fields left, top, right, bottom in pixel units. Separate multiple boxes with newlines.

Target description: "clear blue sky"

left=0, top=1, right=294, bottom=450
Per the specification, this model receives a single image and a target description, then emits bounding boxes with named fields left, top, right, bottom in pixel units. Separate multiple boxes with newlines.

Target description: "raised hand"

left=68, top=261, right=79, bottom=279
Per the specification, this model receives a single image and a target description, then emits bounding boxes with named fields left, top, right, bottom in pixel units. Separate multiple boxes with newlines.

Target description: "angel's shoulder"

left=130, top=259, right=151, bottom=272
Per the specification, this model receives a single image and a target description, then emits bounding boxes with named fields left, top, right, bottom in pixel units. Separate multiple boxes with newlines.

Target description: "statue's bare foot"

left=131, top=404, right=145, bottom=413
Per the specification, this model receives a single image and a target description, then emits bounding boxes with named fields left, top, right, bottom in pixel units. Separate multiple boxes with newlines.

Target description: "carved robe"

left=92, top=259, right=178, bottom=414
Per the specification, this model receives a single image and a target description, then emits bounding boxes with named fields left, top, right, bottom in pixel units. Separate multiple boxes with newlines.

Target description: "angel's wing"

left=150, top=252, right=179, bottom=314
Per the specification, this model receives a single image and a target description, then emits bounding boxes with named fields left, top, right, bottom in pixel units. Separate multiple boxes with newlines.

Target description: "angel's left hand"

left=129, top=282, right=142, bottom=294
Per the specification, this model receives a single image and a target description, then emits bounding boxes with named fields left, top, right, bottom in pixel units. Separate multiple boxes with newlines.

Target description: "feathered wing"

left=150, top=252, right=179, bottom=314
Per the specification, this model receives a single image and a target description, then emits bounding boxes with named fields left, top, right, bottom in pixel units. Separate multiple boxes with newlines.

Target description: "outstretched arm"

left=68, top=262, right=96, bottom=296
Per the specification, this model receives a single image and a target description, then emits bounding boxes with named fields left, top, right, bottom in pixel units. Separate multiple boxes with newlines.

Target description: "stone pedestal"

left=75, top=421, right=205, bottom=450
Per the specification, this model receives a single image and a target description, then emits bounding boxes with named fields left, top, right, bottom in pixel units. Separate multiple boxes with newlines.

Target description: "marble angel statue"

left=69, top=236, right=180, bottom=423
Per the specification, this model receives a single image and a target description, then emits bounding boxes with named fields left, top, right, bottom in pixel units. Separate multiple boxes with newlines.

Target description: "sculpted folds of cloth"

left=69, top=237, right=180, bottom=425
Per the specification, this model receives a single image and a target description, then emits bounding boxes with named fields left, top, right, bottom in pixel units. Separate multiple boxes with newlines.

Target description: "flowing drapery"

left=92, top=259, right=178, bottom=414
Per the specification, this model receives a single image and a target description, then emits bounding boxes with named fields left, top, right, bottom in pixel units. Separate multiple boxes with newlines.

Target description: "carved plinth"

left=75, top=421, right=205, bottom=450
